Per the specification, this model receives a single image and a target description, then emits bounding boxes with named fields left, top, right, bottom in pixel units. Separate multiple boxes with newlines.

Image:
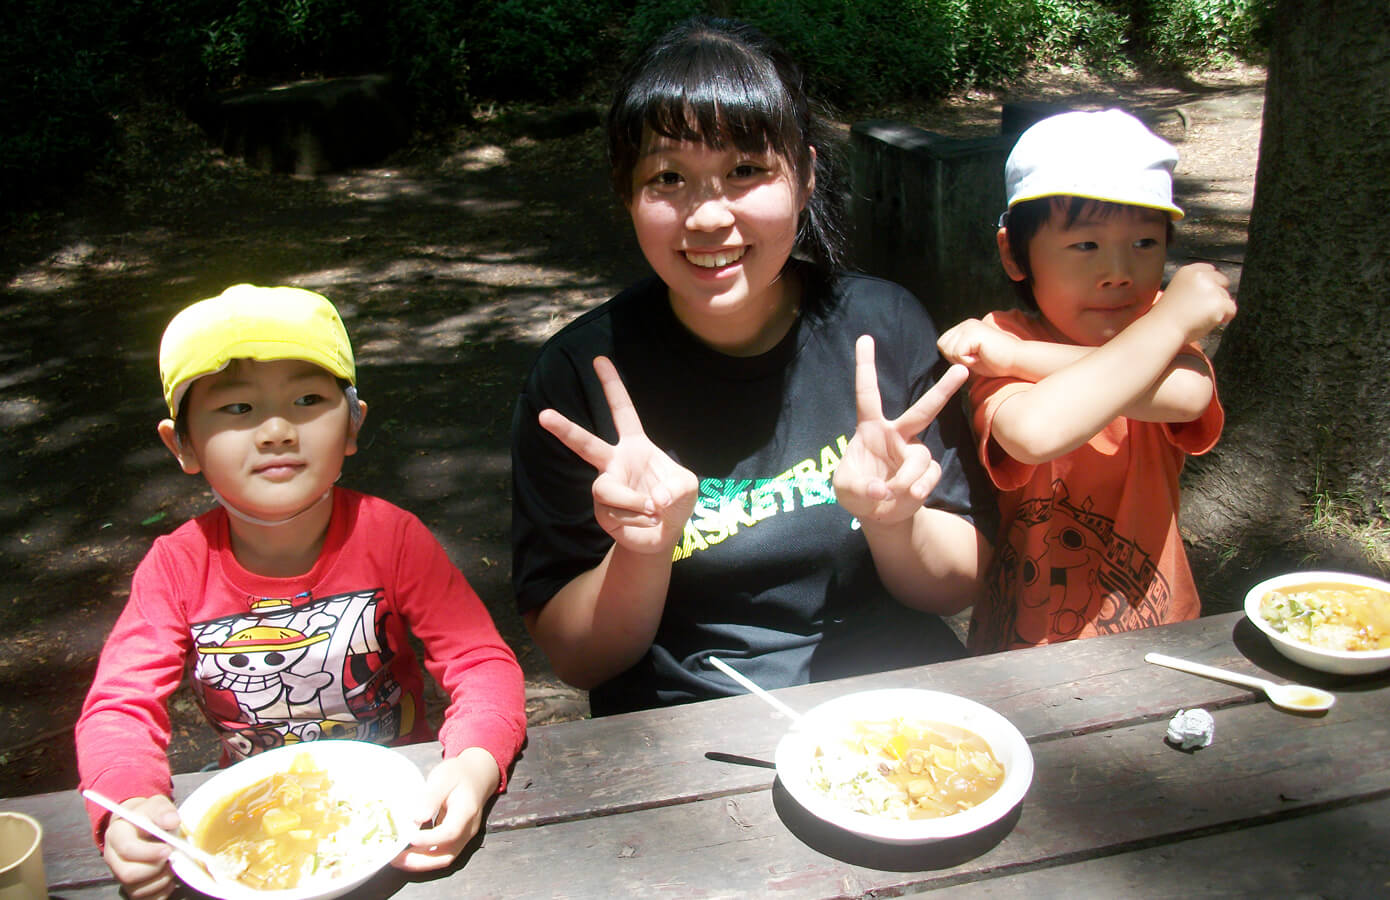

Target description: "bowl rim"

left=1244, top=570, right=1390, bottom=661
left=774, top=688, right=1033, bottom=845
left=171, top=740, right=424, bottom=900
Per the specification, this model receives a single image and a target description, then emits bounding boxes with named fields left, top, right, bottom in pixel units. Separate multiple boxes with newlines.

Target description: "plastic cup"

left=0, top=812, right=45, bottom=900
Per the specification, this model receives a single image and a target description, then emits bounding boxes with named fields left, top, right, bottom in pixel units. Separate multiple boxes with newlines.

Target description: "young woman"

left=510, top=18, right=994, bottom=715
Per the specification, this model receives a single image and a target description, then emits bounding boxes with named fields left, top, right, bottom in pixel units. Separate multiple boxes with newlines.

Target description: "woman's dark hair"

left=607, top=17, right=846, bottom=313
left=1001, top=196, right=1177, bottom=311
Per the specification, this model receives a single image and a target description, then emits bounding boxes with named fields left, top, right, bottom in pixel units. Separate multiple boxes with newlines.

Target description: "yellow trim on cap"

left=1008, top=189, right=1184, bottom=221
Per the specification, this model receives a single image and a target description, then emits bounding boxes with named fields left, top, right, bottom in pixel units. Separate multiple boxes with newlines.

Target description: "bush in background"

left=0, top=0, right=1269, bottom=214
left=1138, top=0, right=1270, bottom=69
left=0, top=0, right=124, bottom=209
left=466, top=0, right=619, bottom=102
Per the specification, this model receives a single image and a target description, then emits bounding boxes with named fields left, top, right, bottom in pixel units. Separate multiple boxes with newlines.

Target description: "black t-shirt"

left=510, top=270, right=994, bottom=715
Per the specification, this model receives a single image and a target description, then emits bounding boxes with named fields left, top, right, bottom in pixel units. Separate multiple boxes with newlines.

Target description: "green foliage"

left=0, top=0, right=1269, bottom=212
left=466, top=0, right=620, bottom=101
left=618, top=0, right=1146, bottom=108
left=734, top=0, right=961, bottom=106
left=1140, top=0, right=1270, bottom=69
left=0, top=0, right=124, bottom=208
left=1025, top=0, right=1131, bottom=72
left=199, top=0, right=390, bottom=84
left=385, top=0, right=472, bottom=130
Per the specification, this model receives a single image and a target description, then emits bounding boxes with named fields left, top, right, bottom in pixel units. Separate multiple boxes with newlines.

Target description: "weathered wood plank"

left=20, top=612, right=1387, bottom=895
left=938, top=793, right=1390, bottom=897
left=395, top=690, right=1390, bottom=899
left=49, top=682, right=1370, bottom=900
left=489, top=612, right=1382, bottom=830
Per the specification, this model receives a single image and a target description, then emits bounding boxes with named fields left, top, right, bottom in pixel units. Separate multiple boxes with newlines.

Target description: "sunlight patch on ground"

left=5, top=234, right=162, bottom=294
left=0, top=397, right=43, bottom=428
left=323, top=171, right=524, bottom=213
left=448, top=144, right=509, bottom=172
left=351, top=283, right=605, bottom=361
left=0, top=358, right=67, bottom=393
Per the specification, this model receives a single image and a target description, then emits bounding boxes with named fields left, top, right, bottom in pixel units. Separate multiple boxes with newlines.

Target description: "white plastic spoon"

left=81, top=789, right=243, bottom=882
left=1144, top=652, right=1335, bottom=712
left=709, top=656, right=804, bottom=723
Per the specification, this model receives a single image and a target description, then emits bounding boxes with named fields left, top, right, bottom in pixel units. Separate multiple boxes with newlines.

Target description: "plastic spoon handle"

left=709, top=656, right=803, bottom=723
left=81, top=789, right=219, bottom=869
left=1144, top=652, right=1275, bottom=692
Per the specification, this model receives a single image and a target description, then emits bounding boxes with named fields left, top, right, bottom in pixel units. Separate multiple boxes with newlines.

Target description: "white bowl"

left=774, top=689, right=1033, bottom=844
left=172, top=740, right=425, bottom=900
left=1244, top=570, right=1390, bottom=675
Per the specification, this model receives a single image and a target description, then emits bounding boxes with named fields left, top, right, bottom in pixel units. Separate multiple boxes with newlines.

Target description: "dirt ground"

left=0, top=64, right=1266, bottom=801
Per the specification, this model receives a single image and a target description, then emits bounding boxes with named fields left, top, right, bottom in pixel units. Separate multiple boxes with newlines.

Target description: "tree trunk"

left=1182, top=0, right=1390, bottom=612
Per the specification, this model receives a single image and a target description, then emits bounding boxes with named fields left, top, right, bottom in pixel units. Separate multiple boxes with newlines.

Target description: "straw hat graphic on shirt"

left=191, top=589, right=410, bottom=752
left=198, top=623, right=335, bottom=720
left=200, top=625, right=331, bottom=656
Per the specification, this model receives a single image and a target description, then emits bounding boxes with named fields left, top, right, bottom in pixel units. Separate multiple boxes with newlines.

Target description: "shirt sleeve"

left=1164, top=345, right=1225, bottom=454
left=963, top=313, right=1223, bottom=491
left=969, top=376, right=1039, bottom=492
left=510, top=340, right=615, bottom=617
left=391, top=513, right=526, bottom=791
left=75, top=544, right=192, bottom=845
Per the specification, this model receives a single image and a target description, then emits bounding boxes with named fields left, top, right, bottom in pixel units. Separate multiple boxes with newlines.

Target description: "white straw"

left=709, top=656, right=803, bottom=723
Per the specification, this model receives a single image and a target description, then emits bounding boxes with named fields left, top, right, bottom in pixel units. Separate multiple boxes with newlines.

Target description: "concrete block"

left=193, top=74, right=410, bottom=175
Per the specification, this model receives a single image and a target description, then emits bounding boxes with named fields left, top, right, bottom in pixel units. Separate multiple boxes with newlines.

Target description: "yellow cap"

left=159, top=284, right=355, bottom=418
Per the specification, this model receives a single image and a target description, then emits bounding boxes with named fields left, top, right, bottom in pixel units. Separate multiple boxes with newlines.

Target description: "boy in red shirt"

left=937, top=110, right=1237, bottom=653
left=76, top=284, right=526, bottom=897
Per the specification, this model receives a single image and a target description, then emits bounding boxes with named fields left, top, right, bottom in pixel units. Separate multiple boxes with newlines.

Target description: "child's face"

left=627, top=133, right=811, bottom=354
left=1014, top=202, right=1169, bottom=346
left=169, top=358, right=359, bottom=521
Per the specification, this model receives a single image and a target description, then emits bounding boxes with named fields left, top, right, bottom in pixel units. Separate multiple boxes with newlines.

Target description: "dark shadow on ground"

left=0, top=120, right=647, bottom=795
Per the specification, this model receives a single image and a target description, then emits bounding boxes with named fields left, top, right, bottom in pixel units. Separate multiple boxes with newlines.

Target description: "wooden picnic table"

left=8, top=610, right=1389, bottom=898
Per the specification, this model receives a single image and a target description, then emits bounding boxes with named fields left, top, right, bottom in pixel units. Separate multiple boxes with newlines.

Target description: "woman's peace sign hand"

left=538, top=356, right=698, bottom=556
left=832, top=336, right=968, bottom=527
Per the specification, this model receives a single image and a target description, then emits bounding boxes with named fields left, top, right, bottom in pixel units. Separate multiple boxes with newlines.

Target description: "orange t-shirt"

left=965, top=309, right=1223, bottom=654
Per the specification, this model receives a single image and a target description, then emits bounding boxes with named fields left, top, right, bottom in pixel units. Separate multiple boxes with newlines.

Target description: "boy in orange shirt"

left=937, top=110, right=1237, bottom=652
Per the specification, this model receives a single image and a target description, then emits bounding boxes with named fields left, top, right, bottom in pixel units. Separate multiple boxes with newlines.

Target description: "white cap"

left=1004, top=109, right=1183, bottom=220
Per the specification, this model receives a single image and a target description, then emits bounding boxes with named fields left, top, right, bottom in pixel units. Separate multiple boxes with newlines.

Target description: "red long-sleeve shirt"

left=76, top=488, right=526, bottom=842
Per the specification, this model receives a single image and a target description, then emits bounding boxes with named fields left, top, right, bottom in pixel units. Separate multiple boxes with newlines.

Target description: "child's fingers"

left=124, top=868, right=177, bottom=900
left=105, top=820, right=173, bottom=866
left=895, top=364, right=968, bottom=439
left=539, top=408, right=614, bottom=471
left=392, top=835, right=467, bottom=872
left=395, top=788, right=479, bottom=872
left=103, top=824, right=174, bottom=899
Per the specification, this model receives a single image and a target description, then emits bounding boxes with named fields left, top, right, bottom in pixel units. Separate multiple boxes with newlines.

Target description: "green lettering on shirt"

left=672, top=435, right=850, bottom=562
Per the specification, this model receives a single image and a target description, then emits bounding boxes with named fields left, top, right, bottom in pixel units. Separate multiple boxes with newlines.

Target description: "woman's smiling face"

left=628, top=133, right=811, bottom=356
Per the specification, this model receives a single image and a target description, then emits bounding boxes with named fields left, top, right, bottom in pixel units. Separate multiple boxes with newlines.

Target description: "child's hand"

left=538, top=356, right=698, bottom=556
left=394, top=747, right=501, bottom=872
left=100, top=795, right=180, bottom=900
left=937, top=319, right=1021, bottom=378
left=834, top=336, right=968, bottom=527
left=1153, top=263, right=1237, bottom=343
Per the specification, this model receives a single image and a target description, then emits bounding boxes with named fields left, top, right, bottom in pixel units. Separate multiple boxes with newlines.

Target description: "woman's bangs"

left=642, top=55, right=796, bottom=160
